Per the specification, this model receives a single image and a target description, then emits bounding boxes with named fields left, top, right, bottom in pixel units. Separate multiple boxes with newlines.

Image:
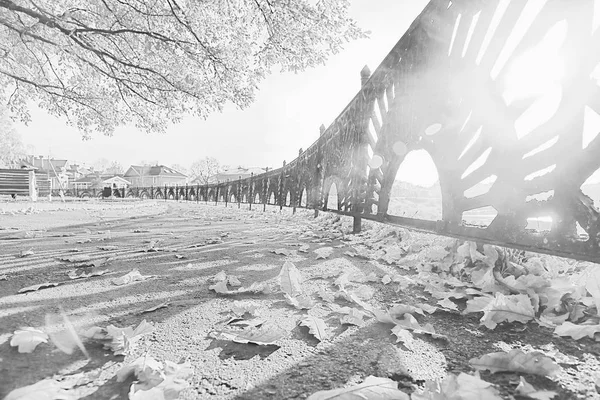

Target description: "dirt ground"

left=1, top=200, right=599, bottom=399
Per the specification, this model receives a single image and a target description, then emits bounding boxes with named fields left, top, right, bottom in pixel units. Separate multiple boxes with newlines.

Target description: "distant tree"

left=190, top=157, right=222, bottom=185
left=0, top=0, right=365, bottom=137
left=0, top=108, right=25, bottom=168
left=92, top=157, right=110, bottom=173
left=106, top=161, right=124, bottom=175
left=170, top=163, right=188, bottom=176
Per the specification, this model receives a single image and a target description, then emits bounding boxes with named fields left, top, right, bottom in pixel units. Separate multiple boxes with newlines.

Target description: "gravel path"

left=0, top=201, right=596, bottom=399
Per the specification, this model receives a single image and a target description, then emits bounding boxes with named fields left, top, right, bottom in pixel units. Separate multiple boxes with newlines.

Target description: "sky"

left=14, top=0, right=435, bottom=184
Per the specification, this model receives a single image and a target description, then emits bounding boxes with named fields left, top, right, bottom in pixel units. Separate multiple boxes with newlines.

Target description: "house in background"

left=124, top=165, right=188, bottom=187
left=73, top=173, right=130, bottom=191
left=201, top=166, right=267, bottom=184
left=21, top=156, right=91, bottom=190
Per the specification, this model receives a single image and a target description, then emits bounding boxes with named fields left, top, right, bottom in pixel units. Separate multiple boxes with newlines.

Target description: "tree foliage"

left=0, top=105, right=25, bottom=167
left=0, top=0, right=365, bottom=137
left=105, top=160, right=123, bottom=175
left=190, top=157, right=221, bottom=185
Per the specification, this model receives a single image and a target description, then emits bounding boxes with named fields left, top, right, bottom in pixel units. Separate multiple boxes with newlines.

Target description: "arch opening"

left=388, top=150, right=441, bottom=221
left=325, top=182, right=339, bottom=211
left=300, top=188, right=308, bottom=208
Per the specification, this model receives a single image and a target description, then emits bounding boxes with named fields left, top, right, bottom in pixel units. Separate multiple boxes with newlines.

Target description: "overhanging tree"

left=190, top=157, right=221, bottom=185
left=0, top=0, right=364, bottom=137
left=0, top=106, right=25, bottom=167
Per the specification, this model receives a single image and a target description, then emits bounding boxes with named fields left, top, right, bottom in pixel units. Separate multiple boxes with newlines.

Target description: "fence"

left=14, top=0, right=600, bottom=262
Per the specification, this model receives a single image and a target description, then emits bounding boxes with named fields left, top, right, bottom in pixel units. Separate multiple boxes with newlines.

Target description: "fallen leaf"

left=314, top=247, right=334, bottom=260
left=416, top=303, right=438, bottom=314
left=19, top=248, right=34, bottom=257
left=307, top=376, right=409, bottom=400
left=412, top=373, right=502, bottom=400
left=437, top=298, right=459, bottom=311
left=352, top=285, right=375, bottom=300
left=112, top=269, right=151, bottom=286
left=516, top=376, right=558, bottom=400
left=382, top=275, right=392, bottom=285
left=93, top=320, right=154, bottom=356
left=211, top=270, right=228, bottom=282
left=18, top=282, right=60, bottom=293
left=67, top=268, right=108, bottom=280
left=318, top=289, right=336, bottom=303
left=141, top=302, right=170, bottom=314
left=271, top=248, right=292, bottom=256
left=210, top=281, right=269, bottom=295
left=10, top=328, right=49, bottom=353
left=279, top=261, right=303, bottom=297
left=228, top=318, right=266, bottom=328
left=174, top=254, right=186, bottom=259
left=0, top=274, right=7, bottom=281
left=231, top=301, right=260, bottom=317
left=300, top=316, right=329, bottom=341
left=3, top=378, right=75, bottom=400
left=118, top=355, right=193, bottom=400
left=340, top=308, right=367, bottom=326
left=480, top=293, right=535, bottom=329
left=392, top=327, right=414, bottom=348
left=59, top=254, right=92, bottom=263
left=213, top=325, right=286, bottom=345
left=554, top=321, right=600, bottom=340
left=285, top=294, right=314, bottom=310
left=470, top=349, right=561, bottom=377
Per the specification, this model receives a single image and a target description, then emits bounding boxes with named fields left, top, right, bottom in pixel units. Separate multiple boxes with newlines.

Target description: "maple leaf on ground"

left=83, top=320, right=154, bottom=356
left=117, top=355, right=194, bottom=400
left=314, top=247, right=334, bottom=260
left=437, top=298, right=459, bottom=311
left=470, top=349, right=561, bottom=377
left=340, top=308, right=367, bottom=326
left=553, top=321, right=600, bottom=340
left=412, top=373, right=502, bottom=400
left=285, top=293, right=315, bottom=310
left=10, top=328, right=48, bottom=353
left=112, top=269, right=151, bottom=286
left=480, top=293, right=535, bottom=329
left=279, top=261, right=304, bottom=297
left=231, top=301, right=260, bottom=317
left=307, top=375, right=409, bottom=400
left=300, top=316, right=329, bottom=341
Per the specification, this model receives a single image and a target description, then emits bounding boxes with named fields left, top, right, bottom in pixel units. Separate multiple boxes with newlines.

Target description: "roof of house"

left=74, top=173, right=125, bottom=184
left=125, top=165, right=187, bottom=178
left=31, top=158, right=68, bottom=171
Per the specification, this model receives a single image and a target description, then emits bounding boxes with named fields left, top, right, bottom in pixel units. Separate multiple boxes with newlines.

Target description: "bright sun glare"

left=502, top=20, right=567, bottom=106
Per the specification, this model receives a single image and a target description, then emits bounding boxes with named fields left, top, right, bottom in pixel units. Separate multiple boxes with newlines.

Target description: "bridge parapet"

left=25, top=1, right=600, bottom=262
